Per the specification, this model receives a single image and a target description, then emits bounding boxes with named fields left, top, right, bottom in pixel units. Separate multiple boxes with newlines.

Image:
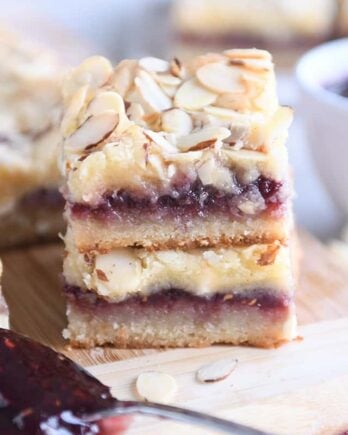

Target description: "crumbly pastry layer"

left=0, top=189, right=64, bottom=249
left=64, top=235, right=294, bottom=301
left=64, top=286, right=297, bottom=348
left=0, top=30, right=63, bottom=246
left=0, top=261, right=9, bottom=329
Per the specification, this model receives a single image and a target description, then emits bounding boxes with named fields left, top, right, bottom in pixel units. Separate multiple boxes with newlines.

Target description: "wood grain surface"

left=2, top=231, right=348, bottom=434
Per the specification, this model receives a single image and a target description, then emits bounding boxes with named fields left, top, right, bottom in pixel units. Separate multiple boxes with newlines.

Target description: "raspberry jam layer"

left=20, top=188, right=64, bottom=210
left=0, top=328, right=129, bottom=434
left=65, top=285, right=291, bottom=315
left=70, top=176, right=286, bottom=222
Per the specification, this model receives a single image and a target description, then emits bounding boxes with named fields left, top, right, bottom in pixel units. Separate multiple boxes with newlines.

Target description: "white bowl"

left=296, top=38, right=348, bottom=216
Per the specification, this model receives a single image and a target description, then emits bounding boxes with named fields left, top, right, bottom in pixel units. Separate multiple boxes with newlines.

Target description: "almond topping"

left=144, top=129, right=177, bottom=153
left=63, top=56, right=113, bottom=101
left=162, top=109, right=192, bottom=135
left=61, top=85, right=89, bottom=137
left=224, top=48, right=272, bottom=61
left=135, top=70, right=172, bottom=113
left=196, top=359, right=238, bottom=383
left=136, top=372, right=178, bottom=404
left=111, top=59, right=138, bottom=98
left=174, top=78, right=217, bottom=110
left=155, top=73, right=181, bottom=87
left=196, top=62, right=244, bottom=94
left=65, top=111, right=118, bottom=152
left=139, top=57, right=170, bottom=73
left=87, top=91, right=125, bottom=117
left=177, top=126, right=230, bottom=151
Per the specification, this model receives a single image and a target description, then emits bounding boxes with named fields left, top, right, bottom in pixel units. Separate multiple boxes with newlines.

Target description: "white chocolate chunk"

left=94, top=249, right=142, bottom=296
left=196, top=62, right=244, bottom=94
left=162, top=109, right=193, bottom=135
left=66, top=111, right=118, bottom=152
left=136, top=372, right=178, bottom=404
left=177, top=126, right=230, bottom=151
left=174, top=78, right=217, bottom=110
left=196, top=359, right=238, bottom=383
left=139, top=57, right=170, bottom=73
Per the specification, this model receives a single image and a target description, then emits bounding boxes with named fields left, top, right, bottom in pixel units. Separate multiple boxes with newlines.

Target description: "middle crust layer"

left=64, top=233, right=294, bottom=302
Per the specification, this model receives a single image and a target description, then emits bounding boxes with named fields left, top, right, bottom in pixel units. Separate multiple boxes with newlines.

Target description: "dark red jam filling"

left=325, top=77, right=348, bottom=98
left=0, top=329, right=129, bottom=434
left=65, top=285, right=291, bottom=313
left=20, top=188, right=64, bottom=209
left=70, top=176, right=285, bottom=222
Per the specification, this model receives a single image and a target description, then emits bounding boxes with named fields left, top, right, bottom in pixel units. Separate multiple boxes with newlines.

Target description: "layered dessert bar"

left=61, top=50, right=296, bottom=348
left=171, top=0, right=336, bottom=67
left=0, top=31, right=64, bottom=248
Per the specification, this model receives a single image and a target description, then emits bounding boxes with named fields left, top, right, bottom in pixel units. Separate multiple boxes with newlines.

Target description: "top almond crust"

left=60, top=49, right=293, bottom=204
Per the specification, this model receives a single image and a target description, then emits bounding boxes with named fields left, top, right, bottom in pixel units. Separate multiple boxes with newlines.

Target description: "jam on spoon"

left=0, top=328, right=128, bottom=434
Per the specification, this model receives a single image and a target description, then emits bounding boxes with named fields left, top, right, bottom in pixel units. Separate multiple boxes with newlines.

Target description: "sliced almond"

left=196, top=63, right=244, bottom=94
left=221, top=148, right=267, bottom=163
left=162, top=109, right=192, bottom=135
left=224, top=48, right=272, bottom=61
left=155, top=73, right=181, bottom=87
left=61, top=85, right=89, bottom=137
left=127, top=102, right=145, bottom=123
left=203, top=105, right=248, bottom=121
left=187, top=52, right=226, bottom=74
left=136, top=371, right=178, bottom=404
left=166, top=149, right=203, bottom=163
left=144, top=129, right=177, bottom=153
left=139, top=57, right=170, bottom=73
left=174, top=78, right=217, bottom=110
left=177, top=126, right=230, bottom=151
left=216, top=92, right=251, bottom=111
left=87, top=91, right=125, bottom=117
left=65, top=111, right=118, bottom=152
left=234, top=58, right=273, bottom=73
left=196, top=358, right=238, bottom=383
left=94, top=249, right=141, bottom=296
left=159, top=83, right=178, bottom=98
left=112, top=59, right=138, bottom=98
left=63, top=56, right=113, bottom=101
left=169, top=57, right=185, bottom=78
left=135, top=70, right=172, bottom=113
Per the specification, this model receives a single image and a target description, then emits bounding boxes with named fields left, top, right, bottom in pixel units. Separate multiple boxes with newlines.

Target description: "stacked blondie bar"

left=61, top=49, right=297, bottom=347
left=0, top=30, right=64, bottom=248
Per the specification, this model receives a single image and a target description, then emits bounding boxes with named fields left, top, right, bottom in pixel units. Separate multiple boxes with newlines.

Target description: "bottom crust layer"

left=0, top=188, right=64, bottom=249
left=64, top=287, right=297, bottom=348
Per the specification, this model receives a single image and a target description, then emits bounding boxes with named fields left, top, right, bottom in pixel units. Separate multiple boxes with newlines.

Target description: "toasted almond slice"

left=87, top=91, right=125, bottom=117
left=234, top=58, right=273, bottom=72
left=135, top=70, right=172, bottom=113
left=196, top=63, right=244, bottom=94
left=136, top=372, right=178, bottom=404
left=144, top=129, right=177, bottom=153
left=224, top=48, right=272, bottom=61
left=159, top=83, right=178, bottom=98
left=112, top=59, right=138, bottom=98
left=196, top=358, right=238, bottom=383
left=162, top=109, right=193, bottom=135
left=174, top=78, right=217, bottom=110
left=167, top=149, right=203, bottom=163
left=63, top=56, right=113, bottom=101
left=155, top=73, right=182, bottom=87
left=139, top=57, right=170, bottom=73
left=66, top=111, right=118, bottom=152
left=127, top=102, right=145, bottom=123
left=61, top=85, right=90, bottom=137
left=221, top=148, right=267, bottom=163
left=203, top=105, right=249, bottom=121
left=177, top=126, right=230, bottom=151
left=187, top=52, right=227, bottom=74
left=170, top=57, right=185, bottom=78
left=216, top=92, right=251, bottom=111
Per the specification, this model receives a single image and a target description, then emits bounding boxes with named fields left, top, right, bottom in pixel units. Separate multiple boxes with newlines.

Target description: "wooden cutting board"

left=2, top=232, right=348, bottom=434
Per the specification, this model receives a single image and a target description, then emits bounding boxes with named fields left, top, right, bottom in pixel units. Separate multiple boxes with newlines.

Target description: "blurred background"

left=1, top=0, right=348, bottom=239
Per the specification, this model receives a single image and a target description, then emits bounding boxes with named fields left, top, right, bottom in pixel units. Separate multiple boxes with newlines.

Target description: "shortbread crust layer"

left=64, top=286, right=296, bottom=348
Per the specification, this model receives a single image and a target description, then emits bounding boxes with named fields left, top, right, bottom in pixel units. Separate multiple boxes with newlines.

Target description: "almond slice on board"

left=136, top=371, right=178, bottom=404
left=196, top=359, right=238, bottom=383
